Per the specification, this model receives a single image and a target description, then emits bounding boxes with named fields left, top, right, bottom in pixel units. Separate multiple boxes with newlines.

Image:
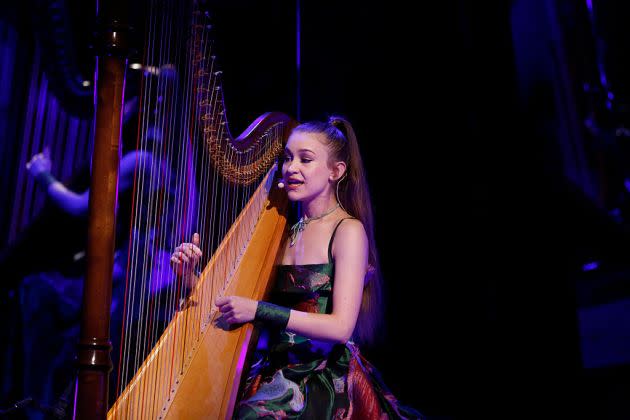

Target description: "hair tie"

left=328, top=116, right=348, bottom=141
left=329, top=117, right=342, bottom=128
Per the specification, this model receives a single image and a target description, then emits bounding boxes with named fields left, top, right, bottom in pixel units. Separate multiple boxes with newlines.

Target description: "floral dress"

left=234, top=220, right=423, bottom=419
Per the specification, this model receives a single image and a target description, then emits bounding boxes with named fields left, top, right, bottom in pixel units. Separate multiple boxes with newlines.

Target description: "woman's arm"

left=285, top=219, right=367, bottom=343
left=26, top=152, right=89, bottom=216
left=46, top=183, right=90, bottom=217
left=216, top=219, right=368, bottom=344
left=27, top=150, right=157, bottom=217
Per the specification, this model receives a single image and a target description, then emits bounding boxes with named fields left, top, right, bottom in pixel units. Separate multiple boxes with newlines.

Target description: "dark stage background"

left=3, top=0, right=630, bottom=419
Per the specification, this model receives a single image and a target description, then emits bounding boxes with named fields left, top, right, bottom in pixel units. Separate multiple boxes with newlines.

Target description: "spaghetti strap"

left=327, top=217, right=356, bottom=263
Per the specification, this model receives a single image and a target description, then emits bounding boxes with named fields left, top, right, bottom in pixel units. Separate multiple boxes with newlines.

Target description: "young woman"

left=171, top=117, right=422, bottom=419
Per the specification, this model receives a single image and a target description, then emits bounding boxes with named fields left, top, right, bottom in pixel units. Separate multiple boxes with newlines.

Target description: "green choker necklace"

left=289, top=203, right=340, bottom=247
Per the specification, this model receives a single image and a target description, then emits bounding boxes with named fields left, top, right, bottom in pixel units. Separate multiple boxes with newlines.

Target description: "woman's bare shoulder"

left=333, top=217, right=367, bottom=243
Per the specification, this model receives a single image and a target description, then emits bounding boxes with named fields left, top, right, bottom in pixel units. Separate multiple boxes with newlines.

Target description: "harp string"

left=116, top=0, right=166, bottom=410
left=115, top=7, right=149, bottom=404
left=157, top=2, right=182, bottom=415
left=189, top=9, right=209, bottom=353
left=153, top=8, right=175, bottom=411
left=149, top=30, right=171, bottom=420
left=185, top=10, right=202, bottom=343
left=142, top=7, right=180, bottom=416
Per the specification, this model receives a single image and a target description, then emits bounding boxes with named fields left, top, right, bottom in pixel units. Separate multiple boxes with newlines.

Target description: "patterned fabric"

left=234, top=262, right=423, bottom=419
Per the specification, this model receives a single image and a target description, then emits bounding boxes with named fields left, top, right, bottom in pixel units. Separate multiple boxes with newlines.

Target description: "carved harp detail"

left=191, top=16, right=287, bottom=186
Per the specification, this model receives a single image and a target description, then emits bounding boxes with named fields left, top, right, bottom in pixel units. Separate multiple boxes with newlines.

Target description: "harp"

left=76, top=1, right=296, bottom=418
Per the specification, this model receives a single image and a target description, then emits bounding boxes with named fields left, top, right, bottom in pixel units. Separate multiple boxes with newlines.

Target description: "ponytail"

left=292, top=116, right=384, bottom=346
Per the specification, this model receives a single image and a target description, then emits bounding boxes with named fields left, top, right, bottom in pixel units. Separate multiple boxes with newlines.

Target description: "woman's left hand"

left=26, top=151, right=52, bottom=178
left=215, top=295, right=258, bottom=325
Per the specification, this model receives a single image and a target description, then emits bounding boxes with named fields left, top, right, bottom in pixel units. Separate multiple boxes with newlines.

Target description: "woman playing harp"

left=81, top=0, right=421, bottom=417
left=171, top=117, right=423, bottom=419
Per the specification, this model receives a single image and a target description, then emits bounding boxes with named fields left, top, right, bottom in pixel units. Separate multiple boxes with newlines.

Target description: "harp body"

left=108, top=165, right=290, bottom=419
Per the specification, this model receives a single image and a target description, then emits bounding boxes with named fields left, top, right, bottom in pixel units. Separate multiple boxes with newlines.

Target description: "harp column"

left=75, top=4, right=131, bottom=419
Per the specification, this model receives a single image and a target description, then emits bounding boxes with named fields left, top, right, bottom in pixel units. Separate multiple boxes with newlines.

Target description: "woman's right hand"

left=170, top=233, right=203, bottom=276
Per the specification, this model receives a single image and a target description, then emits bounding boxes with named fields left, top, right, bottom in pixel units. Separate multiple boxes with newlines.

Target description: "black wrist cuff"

left=254, top=301, right=290, bottom=329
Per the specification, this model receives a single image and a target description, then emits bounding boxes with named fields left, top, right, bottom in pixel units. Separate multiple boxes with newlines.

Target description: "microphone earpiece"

left=277, top=181, right=285, bottom=189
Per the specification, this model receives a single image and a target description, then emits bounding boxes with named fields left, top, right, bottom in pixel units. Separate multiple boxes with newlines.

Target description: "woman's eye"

left=301, top=158, right=312, bottom=163
left=283, top=156, right=291, bottom=162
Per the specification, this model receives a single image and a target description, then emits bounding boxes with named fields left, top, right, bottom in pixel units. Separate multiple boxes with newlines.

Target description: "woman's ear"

left=330, top=161, right=347, bottom=182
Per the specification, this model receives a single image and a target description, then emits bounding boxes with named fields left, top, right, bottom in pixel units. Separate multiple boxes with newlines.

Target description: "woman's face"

left=281, top=131, right=335, bottom=203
